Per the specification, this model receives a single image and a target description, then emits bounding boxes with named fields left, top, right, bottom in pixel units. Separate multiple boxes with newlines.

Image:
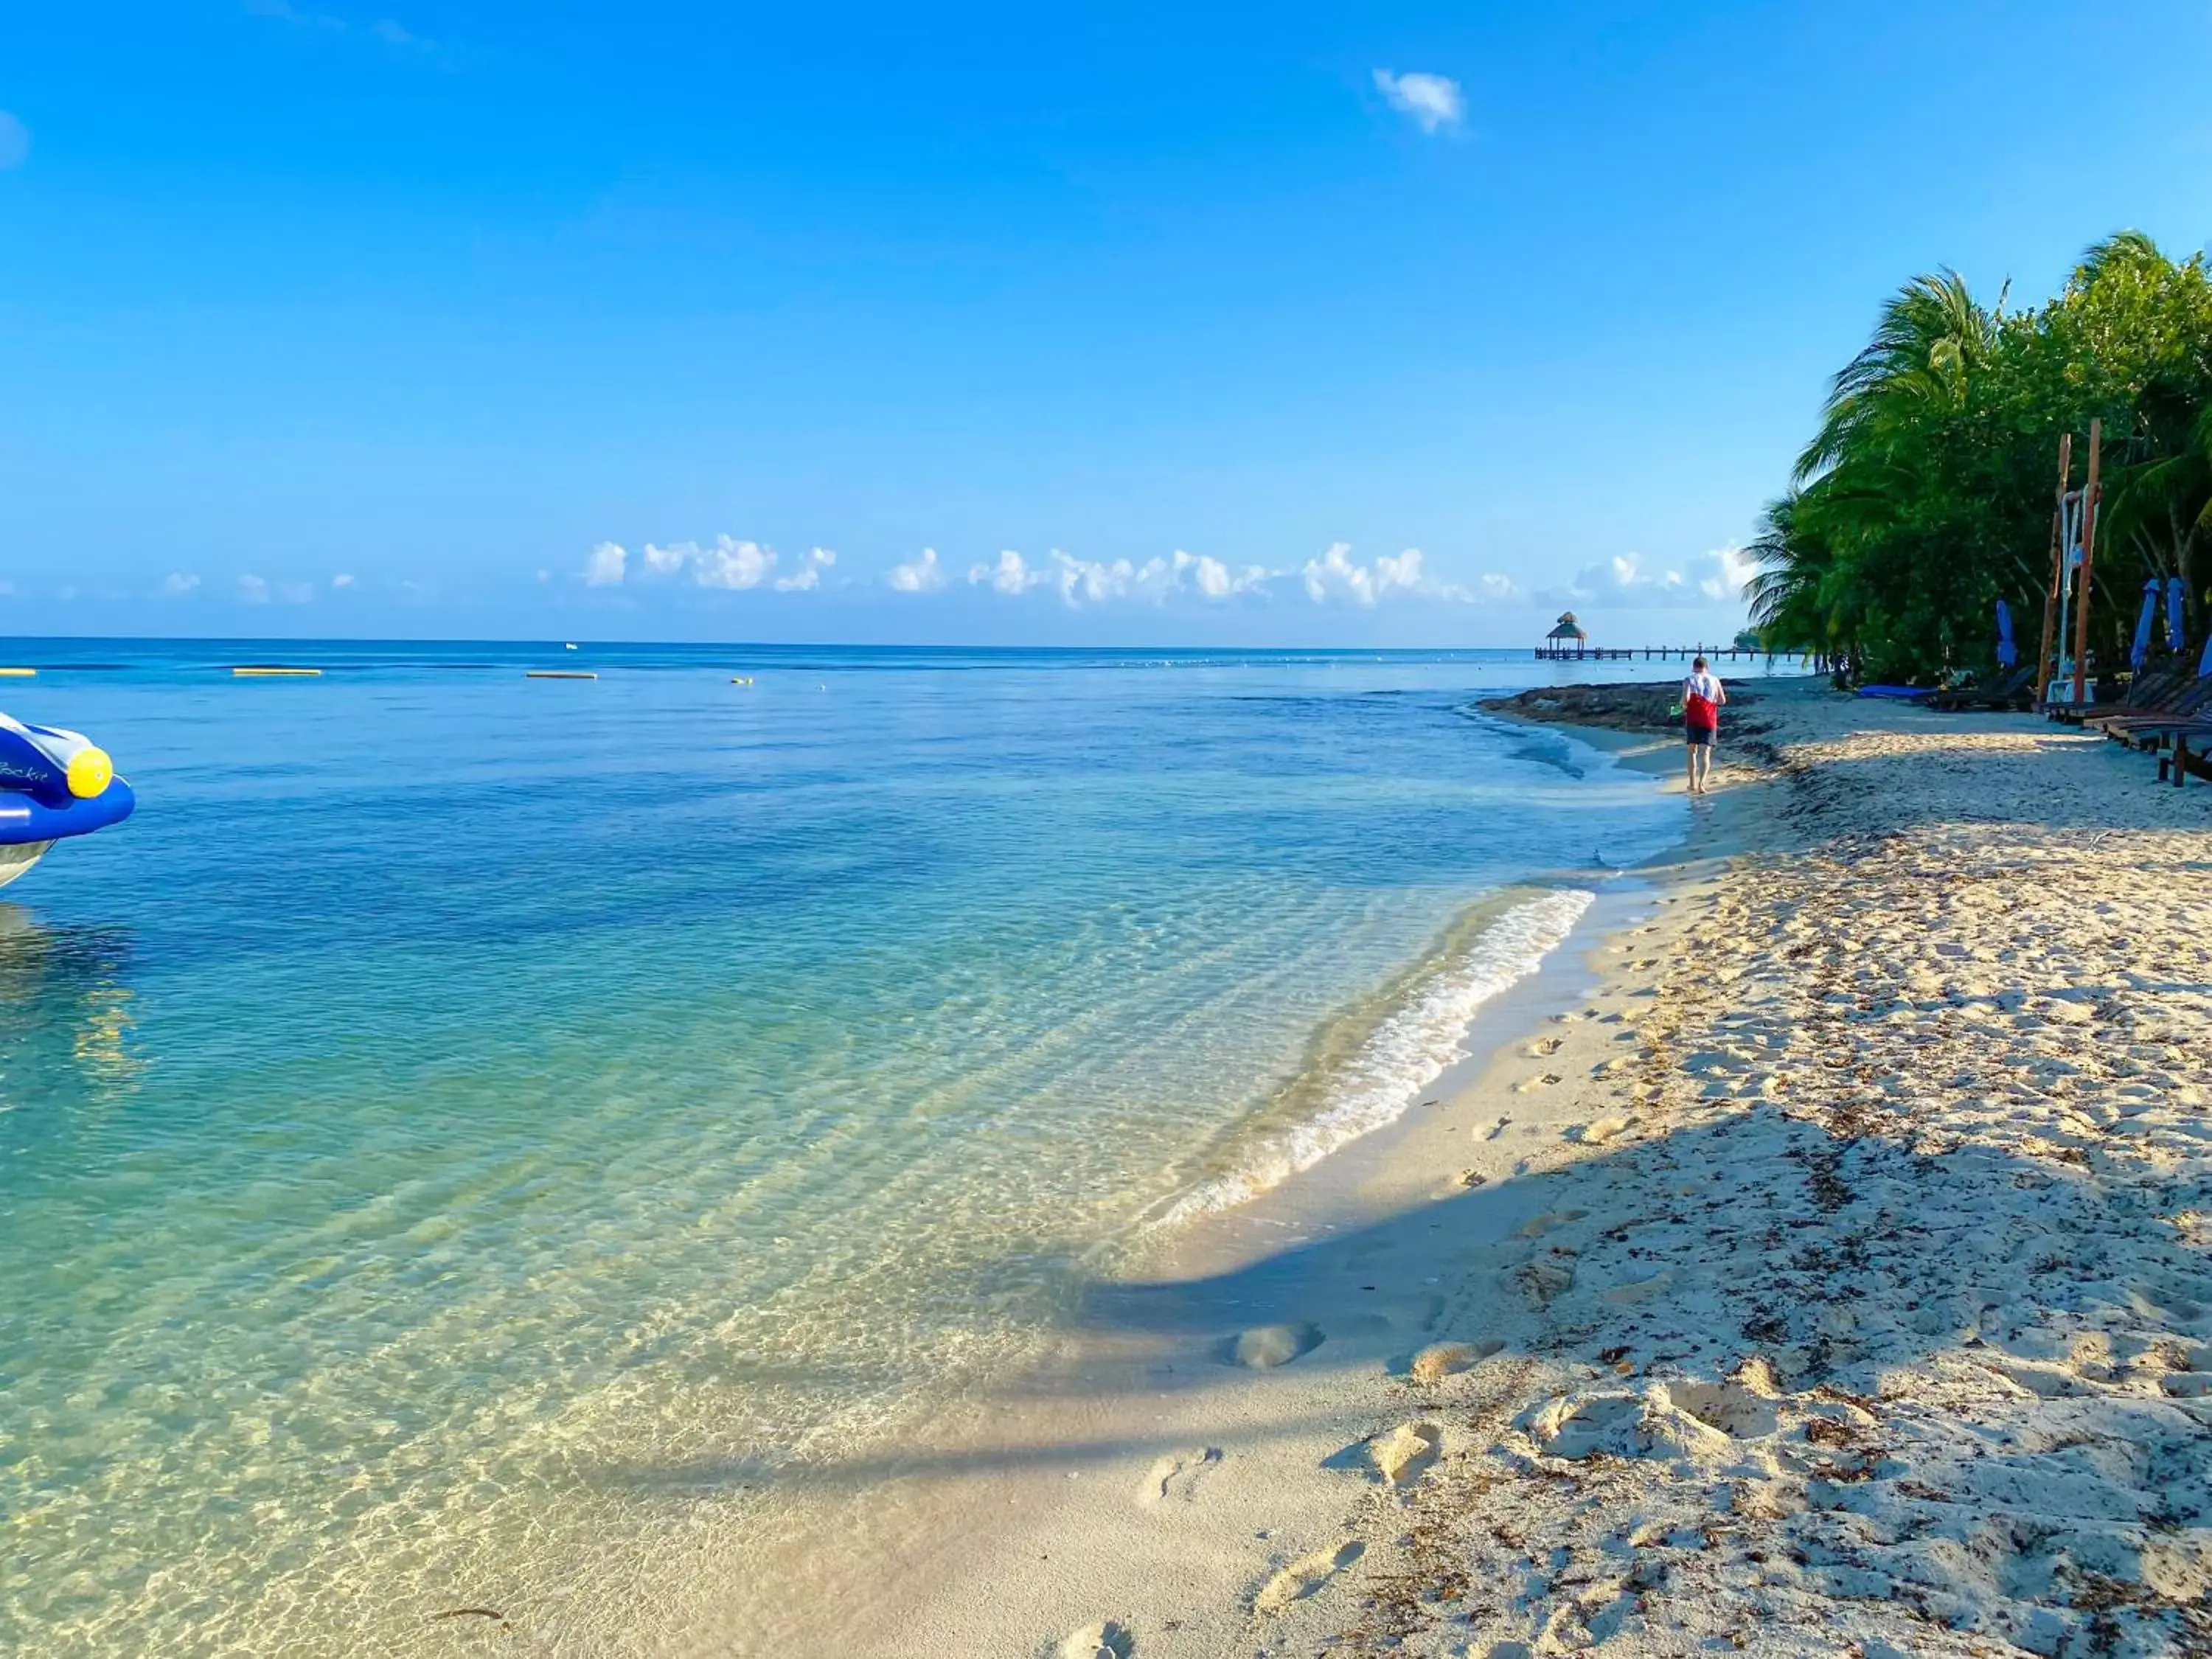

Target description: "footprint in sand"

left=1658, top=1380, right=1778, bottom=1439
left=1364, top=1421, right=1442, bottom=1487
left=1408, top=1338, right=1503, bottom=1383
left=1571, top=1116, right=1635, bottom=1147
left=1522, top=1035, right=1565, bottom=1058
left=1056, top=1621, right=1135, bottom=1659
left=1254, top=1540, right=1365, bottom=1614
left=1139, top=1447, right=1222, bottom=1506
left=1482, top=1116, right=1511, bottom=1141
left=1226, top=1323, right=1324, bottom=1369
left=1516, top=1208, right=1587, bottom=1239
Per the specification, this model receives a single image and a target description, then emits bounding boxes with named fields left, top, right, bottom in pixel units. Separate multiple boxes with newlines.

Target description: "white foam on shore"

left=1156, top=887, right=1595, bottom=1227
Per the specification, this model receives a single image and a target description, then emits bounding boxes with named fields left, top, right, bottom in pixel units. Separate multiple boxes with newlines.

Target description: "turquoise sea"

left=0, top=641, right=1699, bottom=1654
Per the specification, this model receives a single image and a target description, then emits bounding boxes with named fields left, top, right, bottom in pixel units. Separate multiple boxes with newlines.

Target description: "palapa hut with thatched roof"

left=1539, top=611, right=1589, bottom=659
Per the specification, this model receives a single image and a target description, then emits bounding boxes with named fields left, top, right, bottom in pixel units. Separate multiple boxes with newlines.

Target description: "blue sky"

left=2, top=1, right=2209, bottom=645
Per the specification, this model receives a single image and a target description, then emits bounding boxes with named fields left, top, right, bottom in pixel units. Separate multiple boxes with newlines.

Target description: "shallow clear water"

left=0, top=641, right=1694, bottom=1653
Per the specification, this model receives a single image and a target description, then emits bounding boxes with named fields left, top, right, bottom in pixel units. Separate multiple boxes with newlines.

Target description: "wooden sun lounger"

left=1930, top=664, right=2037, bottom=712
left=2078, top=668, right=2201, bottom=729
left=2084, top=667, right=2186, bottom=714
left=2134, top=718, right=2212, bottom=787
left=2091, top=672, right=2212, bottom=738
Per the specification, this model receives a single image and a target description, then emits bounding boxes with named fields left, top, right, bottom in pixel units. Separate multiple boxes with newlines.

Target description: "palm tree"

left=1795, top=269, right=2000, bottom=484
left=1742, top=490, right=1842, bottom=657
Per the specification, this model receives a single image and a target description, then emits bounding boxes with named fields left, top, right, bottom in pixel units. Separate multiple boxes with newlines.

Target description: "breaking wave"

left=1155, top=887, right=1595, bottom=1228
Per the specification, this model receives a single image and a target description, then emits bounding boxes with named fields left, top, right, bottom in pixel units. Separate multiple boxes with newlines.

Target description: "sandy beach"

left=732, top=676, right=2212, bottom=1659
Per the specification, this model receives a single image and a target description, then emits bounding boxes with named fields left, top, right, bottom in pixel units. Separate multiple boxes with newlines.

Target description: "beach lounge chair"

left=2081, top=669, right=2208, bottom=733
left=2130, top=717, right=2212, bottom=785
left=1930, top=664, right=2037, bottom=712
left=2090, top=672, right=2212, bottom=741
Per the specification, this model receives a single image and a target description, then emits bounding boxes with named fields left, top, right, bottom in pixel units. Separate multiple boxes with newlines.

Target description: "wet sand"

left=697, top=680, right=2212, bottom=1658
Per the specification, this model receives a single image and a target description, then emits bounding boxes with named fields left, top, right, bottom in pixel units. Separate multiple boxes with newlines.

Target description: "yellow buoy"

left=232, top=667, right=322, bottom=678
left=66, top=745, right=114, bottom=800
left=0, top=667, right=35, bottom=678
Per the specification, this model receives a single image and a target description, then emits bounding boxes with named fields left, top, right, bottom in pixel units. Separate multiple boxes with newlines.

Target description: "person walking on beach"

left=1681, top=655, right=1726, bottom=794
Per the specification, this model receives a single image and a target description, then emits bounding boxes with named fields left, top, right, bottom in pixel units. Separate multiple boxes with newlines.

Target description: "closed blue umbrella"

left=2168, top=576, right=2188, bottom=655
left=2130, top=579, right=2160, bottom=671
left=1995, top=599, right=2017, bottom=668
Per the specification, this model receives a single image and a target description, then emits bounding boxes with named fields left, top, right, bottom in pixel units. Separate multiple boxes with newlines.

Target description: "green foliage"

left=1747, top=233, right=2212, bottom=683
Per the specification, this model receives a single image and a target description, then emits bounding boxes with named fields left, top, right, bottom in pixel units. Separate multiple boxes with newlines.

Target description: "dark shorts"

left=1685, top=722, right=1716, bottom=747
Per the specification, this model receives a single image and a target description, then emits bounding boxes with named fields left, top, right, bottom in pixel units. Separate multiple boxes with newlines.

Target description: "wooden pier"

left=1532, top=643, right=1818, bottom=667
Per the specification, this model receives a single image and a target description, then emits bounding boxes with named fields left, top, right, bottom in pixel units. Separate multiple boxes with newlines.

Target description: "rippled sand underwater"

left=0, top=644, right=1683, bottom=1653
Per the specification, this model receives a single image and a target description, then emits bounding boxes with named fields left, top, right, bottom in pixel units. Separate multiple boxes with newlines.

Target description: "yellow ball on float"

left=66, top=745, right=114, bottom=799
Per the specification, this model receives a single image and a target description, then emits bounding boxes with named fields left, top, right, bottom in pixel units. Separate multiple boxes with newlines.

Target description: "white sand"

left=694, top=683, right=2212, bottom=1658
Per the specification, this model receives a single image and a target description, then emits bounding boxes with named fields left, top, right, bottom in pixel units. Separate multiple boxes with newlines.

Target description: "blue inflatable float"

left=0, top=712, right=136, bottom=889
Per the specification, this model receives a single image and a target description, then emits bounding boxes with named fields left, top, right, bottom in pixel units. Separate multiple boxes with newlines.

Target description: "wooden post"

left=2035, top=433, right=2071, bottom=706
left=2071, top=419, right=2103, bottom=706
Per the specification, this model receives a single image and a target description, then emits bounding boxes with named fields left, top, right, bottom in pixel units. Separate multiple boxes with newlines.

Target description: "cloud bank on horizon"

left=570, top=535, right=1753, bottom=614
left=11, top=538, right=1755, bottom=627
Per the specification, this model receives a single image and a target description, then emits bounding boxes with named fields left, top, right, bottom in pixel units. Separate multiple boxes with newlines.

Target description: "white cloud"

left=247, top=1, right=458, bottom=63
left=774, top=546, right=838, bottom=591
left=689, top=537, right=775, bottom=590
left=582, top=540, right=627, bottom=586
left=1607, top=552, right=1684, bottom=595
left=1051, top=552, right=1142, bottom=607
left=1301, top=542, right=1426, bottom=606
left=1295, top=543, right=1512, bottom=607
left=161, top=571, right=202, bottom=597
left=634, top=535, right=777, bottom=588
left=236, top=574, right=314, bottom=604
left=1700, top=543, right=1757, bottom=600
left=933, top=543, right=1514, bottom=610
left=956, top=547, right=1275, bottom=608
left=244, top=0, right=346, bottom=30
left=588, top=533, right=838, bottom=594
left=592, top=529, right=1515, bottom=611
left=331, top=572, right=355, bottom=589
left=1373, top=70, right=1464, bottom=134
left=1046, top=549, right=1248, bottom=608
left=1190, top=552, right=1269, bottom=599
left=0, top=114, right=29, bottom=171
left=967, top=549, right=1049, bottom=594
left=888, top=547, right=947, bottom=592
left=1538, top=548, right=1756, bottom=610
